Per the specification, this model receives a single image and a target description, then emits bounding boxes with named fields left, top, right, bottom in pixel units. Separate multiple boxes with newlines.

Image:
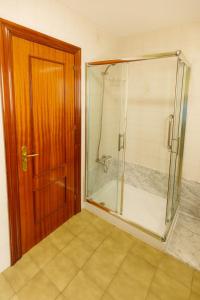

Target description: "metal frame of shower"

left=85, top=50, right=190, bottom=242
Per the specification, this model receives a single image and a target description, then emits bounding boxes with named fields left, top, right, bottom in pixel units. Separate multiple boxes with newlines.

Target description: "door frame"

left=0, top=18, right=81, bottom=265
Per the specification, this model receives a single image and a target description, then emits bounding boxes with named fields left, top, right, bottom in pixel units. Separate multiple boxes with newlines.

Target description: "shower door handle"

left=118, top=134, right=125, bottom=151
left=167, top=114, right=174, bottom=151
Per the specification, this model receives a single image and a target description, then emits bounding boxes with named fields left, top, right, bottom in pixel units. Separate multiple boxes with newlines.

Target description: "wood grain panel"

left=12, top=36, right=76, bottom=251
left=33, top=165, right=67, bottom=190
left=0, top=18, right=81, bottom=263
left=12, top=37, right=35, bottom=253
left=34, top=178, right=66, bottom=223
left=30, top=57, right=66, bottom=175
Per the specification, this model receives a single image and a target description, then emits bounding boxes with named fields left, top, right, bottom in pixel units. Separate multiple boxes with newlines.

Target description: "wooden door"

left=11, top=36, right=76, bottom=254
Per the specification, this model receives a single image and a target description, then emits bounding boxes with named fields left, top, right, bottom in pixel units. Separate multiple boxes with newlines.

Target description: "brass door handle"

left=26, top=153, right=39, bottom=158
left=21, top=146, right=39, bottom=171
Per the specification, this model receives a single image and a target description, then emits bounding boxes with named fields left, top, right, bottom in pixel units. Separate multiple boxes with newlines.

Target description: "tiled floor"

left=0, top=209, right=200, bottom=300
left=167, top=212, right=200, bottom=271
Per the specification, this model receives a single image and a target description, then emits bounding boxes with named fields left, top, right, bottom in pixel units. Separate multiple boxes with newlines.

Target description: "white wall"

left=0, top=0, right=118, bottom=271
left=117, top=22, right=200, bottom=182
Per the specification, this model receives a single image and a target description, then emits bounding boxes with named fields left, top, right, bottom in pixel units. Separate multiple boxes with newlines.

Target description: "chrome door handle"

left=21, top=145, right=39, bottom=172
left=167, top=114, right=174, bottom=151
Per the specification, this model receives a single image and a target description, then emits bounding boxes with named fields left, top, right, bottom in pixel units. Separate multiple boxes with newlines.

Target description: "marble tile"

left=167, top=213, right=200, bottom=271
left=176, top=213, right=200, bottom=236
left=89, top=159, right=200, bottom=220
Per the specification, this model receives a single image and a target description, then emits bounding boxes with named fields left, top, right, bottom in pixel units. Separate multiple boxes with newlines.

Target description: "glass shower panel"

left=86, top=63, right=128, bottom=213
left=166, top=61, right=190, bottom=222
left=123, top=57, right=178, bottom=236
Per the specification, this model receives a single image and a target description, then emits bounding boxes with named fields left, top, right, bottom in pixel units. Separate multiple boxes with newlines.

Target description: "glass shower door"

left=166, top=60, right=190, bottom=223
left=86, top=63, right=128, bottom=213
left=122, top=57, right=179, bottom=237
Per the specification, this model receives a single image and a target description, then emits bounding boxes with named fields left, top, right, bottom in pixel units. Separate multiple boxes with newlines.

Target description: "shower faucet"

left=96, top=155, right=112, bottom=173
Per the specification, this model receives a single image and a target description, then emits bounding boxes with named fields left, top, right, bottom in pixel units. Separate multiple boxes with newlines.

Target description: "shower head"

left=102, top=64, right=115, bottom=76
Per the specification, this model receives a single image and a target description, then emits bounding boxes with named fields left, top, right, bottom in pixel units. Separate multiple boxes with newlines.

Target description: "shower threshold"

left=87, top=180, right=175, bottom=241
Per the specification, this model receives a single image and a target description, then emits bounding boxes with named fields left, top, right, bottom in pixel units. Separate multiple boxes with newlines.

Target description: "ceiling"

left=64, top=0, right=200, bottom=37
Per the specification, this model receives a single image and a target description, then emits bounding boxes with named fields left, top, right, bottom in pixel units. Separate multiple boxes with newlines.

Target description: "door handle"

left=21, top=145, right=39, bottom=172
left=167, top=114, right=174, bottom=151
left=118, top=134, right=125, bottom=151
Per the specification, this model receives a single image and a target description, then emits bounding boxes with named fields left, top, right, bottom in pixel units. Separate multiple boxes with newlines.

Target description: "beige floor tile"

left=0, top=273, right=14, bottom=299
left=109, top=227, right=136, bottom=252
left=15, top=271, right=59, bottom=300
left=108, top=269, right=149, bottom=300
left=78, top=209, right=98, bottom=223
left=65, top=215, right=89, bottom=235
left=62, top=237, right=94, bottom=268
left=190, top=292, right=200, bottom=300
left=102, top=292, right=115, bottom=300
left=10, top=295, right=18, bottom=300
left=192, top=270, right=200, bottom=295
left=147, top=269, right=191, bottom=300
left=130, top=240, right=164, bottom=267
left=92, top=217, right=114, bottom=235
left=98, top=236, right=131, bottom=264
left=48, top=225, right=74, bottom=250
left=62, top=270, right=103, bottom=300
left=158, top=254, right=193, bottom=288
left=55, top=294, right=67, bottom=300
left=28, top=237, right=59, bottom=268
left=78, top=225, right=106, bottom=249
left=83, top=236, right=128, bottom=290
left=3, top=254, right=39, bottom=292
left=120, top=252, right=156, bottom=287
left=42, top=252, right=78, bottom=291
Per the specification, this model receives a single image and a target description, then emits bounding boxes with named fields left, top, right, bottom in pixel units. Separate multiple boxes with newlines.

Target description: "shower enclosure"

left=86, top=51, right=190, bottom=240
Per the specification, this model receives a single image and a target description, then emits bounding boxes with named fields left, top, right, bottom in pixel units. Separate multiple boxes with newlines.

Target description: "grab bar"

left=167, top=114, right=174, bottom=151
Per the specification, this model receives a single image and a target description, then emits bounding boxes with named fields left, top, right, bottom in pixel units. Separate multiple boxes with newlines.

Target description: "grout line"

left=99, top=238, right=138, bottom=299
left=1, top=272, right=15, bottom=298
left=179, top=211, right=200, bottom=222
left=144, top=267, right=158, bottom=300
left=45, top=212, right=114, bottom=295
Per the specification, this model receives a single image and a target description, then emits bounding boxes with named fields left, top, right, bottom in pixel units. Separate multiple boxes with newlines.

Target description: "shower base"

left=90, top=180, right=167, bottom=237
